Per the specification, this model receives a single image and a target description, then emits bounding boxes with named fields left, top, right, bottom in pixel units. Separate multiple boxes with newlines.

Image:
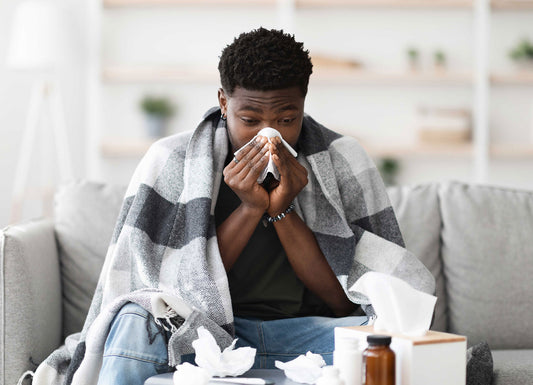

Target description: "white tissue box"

left=335, top=326, right=466, bottom=385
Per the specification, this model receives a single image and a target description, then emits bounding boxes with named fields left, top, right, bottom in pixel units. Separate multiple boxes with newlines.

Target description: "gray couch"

left=1, top=180, right=532, bottom=385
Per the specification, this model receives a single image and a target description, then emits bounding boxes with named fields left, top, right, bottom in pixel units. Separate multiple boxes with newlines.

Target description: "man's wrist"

left=266, top=203, right=295, bottom=223
left=240, top=203, right=268, bottom=219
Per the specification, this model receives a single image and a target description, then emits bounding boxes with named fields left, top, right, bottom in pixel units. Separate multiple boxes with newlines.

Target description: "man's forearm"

left=216, top=204, right=264, bottom=271
left=273, top=211, right=357, bottom=317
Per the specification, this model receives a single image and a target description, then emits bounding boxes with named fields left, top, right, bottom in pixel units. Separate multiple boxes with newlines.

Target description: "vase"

left=513, top=59, right=533, bottom=72
left=145, top=114, right=168, bottom=138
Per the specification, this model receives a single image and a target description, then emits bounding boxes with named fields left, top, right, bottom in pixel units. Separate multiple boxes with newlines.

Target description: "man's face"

left=218, top=86, right=305, bottom=152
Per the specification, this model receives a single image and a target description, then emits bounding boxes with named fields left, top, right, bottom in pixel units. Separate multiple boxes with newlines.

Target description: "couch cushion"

left=492, top=350, right=533, bottom=385
left=54, top=180, right=126, bottom=337
left=439, top=182, right=533, bottom=349
left=386, top=183, right=446, bottom=331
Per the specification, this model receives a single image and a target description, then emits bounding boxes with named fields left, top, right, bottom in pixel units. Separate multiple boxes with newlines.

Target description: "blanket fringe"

left=16, top=370, right=34, bottom=385
left=154, top=306, right=181, bottom=334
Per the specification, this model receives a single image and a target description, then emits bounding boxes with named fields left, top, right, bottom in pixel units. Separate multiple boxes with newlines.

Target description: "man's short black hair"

left=218, top=28, right=313, bottom=97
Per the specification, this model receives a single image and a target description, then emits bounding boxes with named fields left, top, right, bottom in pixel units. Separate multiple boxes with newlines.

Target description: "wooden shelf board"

left=491, top=1, right=533, bottom=10
left=490, top=144, right=533, bottom=157
left=104, top=0, right=275, bottom=7
left=101, top=138, right=156, bottom=157
left=491, top=71, right=533, bottom=85
left=102, top=66, right=219, bottom=83
left=313, top=68, right=472, bottom=85
left=364, top=142, right=473, bottom=157
left=296, top=0, right=473, bottom=8
left=103, top=65, right=472, bottom=86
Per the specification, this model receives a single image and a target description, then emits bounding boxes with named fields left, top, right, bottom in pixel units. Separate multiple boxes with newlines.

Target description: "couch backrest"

left=390, top=181, right=533, bottom=349
left=437, top=181, right=533, bottom=349
left=54, top=180, right=126, bottom=337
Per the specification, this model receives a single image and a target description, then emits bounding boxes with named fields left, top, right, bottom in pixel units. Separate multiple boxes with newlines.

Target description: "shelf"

left=313, top=68, right=472, bottom=86
left=100, top=138, right=155, bottom=157
left=491, top=0, right=533, bottom=10
left=296, top=0, right=473, bottom=8
left=103, top=65, right=472, bottom=86
left=490, top=71, right=533, bottom=85
left=104, top=0, right=275, bottom=7
left=490, top=144, right=533, bottom=157
left=102, top=66, right=219, bottom=83
left=362, top=142, right=473, bottom=158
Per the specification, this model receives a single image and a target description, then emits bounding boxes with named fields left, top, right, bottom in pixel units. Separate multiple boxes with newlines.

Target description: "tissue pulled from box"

left=233, top=127, right=297, bottom=183
left=274, top=351, right=326, bottom=384
left=192, top=326, right=256, bottom=377
left=173, top=362, right=211, bottom=385
left=350, top=272, right=437, bottom=336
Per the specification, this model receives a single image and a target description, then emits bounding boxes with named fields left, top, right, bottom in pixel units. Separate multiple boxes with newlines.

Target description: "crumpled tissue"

left=192, top=326, right=256, bottom=377
left=233, top=127, right=298, bottom=183
left=173, top=362, right=211, bottom=385
left=274, top=352, right=326, bottom=384
left=350, top=271, right=437, bottom=336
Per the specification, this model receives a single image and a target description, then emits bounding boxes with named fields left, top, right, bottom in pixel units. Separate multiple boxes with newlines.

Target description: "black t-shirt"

left=215, top=153, right=334, bottom=320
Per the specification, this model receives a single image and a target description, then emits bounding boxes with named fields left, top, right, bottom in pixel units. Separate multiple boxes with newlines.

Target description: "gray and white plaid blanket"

left=30, top=107, right=434, bottom=385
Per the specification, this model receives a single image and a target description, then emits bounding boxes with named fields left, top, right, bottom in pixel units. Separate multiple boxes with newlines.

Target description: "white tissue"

left=173, top=362, right=211, bottom=385
left=274, top=352, right=326, bottom=384
left=192, top=326, right=256, bottom=377
left=350, top=272, right=437, bottom=336
left=233, top=127, right=298, bottom=183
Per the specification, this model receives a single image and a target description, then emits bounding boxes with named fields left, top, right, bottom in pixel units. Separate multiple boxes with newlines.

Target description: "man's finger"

left=231, top=137, right=268, bottom=173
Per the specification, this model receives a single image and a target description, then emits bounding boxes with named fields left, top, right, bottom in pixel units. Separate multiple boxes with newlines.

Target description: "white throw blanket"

left=30, top=107, right=435, bottom=385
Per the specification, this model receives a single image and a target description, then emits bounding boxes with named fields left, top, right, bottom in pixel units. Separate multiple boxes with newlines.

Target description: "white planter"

left=145, top=114, right=168, bottom=138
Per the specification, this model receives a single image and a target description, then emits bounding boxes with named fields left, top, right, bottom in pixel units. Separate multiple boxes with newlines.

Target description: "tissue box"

left=335, top=326, right=466, bottom=385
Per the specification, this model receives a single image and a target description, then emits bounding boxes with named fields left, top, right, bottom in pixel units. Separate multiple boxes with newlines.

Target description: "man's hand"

left=223, top=136, right=270, bottom=215
left=267, top=136, right=308, bottom=217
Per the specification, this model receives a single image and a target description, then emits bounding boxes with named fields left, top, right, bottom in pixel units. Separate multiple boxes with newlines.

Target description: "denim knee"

left=103, top=302, right=170, bottom=366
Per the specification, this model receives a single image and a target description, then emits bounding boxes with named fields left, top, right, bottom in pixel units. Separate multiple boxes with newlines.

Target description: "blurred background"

left=1, top=0, right=533, bottom=227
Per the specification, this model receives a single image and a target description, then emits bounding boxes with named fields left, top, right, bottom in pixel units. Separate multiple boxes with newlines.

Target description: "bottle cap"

left=367, top=335, right=392, bottom=345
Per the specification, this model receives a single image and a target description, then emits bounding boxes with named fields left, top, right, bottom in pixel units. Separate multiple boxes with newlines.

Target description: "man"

left=31, top=28, right=434, bottom=385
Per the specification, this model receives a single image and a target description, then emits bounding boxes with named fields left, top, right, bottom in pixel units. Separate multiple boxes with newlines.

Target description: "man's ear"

left=218, top=88, right=228, bottom=116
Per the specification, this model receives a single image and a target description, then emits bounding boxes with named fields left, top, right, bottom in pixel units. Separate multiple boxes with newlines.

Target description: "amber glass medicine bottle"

left=363, top=335, right=395, bottom=385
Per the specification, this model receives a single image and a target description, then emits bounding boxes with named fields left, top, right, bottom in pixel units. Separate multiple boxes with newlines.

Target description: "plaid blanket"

left=31, top=107, right=434, bottom=385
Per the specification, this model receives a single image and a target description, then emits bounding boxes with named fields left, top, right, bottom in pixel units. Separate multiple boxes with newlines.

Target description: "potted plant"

left=407, top=47, right=420, bottom=72
left=140, top=95, right=175, bottom=138
left=509, top=38, right=533, bottom=70
left=378, top=157, right=400, bottom=186
left=434, top=50, right=447, bottom=71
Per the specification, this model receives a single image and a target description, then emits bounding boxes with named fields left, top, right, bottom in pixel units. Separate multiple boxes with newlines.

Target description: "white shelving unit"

left=87, top=0, right=533, bottom=187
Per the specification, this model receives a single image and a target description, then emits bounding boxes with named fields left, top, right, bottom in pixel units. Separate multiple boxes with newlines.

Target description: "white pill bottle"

left=333, top=335, right=362, bottom=385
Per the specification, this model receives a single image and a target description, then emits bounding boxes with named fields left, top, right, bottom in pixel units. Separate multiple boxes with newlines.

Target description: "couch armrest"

left=1, top=219, right=62, bottom=385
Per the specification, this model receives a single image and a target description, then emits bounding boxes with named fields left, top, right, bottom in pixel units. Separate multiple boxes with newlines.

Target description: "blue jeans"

left=97, top=303, right=368, bottom=385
